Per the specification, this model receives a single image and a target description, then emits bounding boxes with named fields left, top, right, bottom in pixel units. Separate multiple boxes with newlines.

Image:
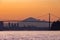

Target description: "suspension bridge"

left=2, top=13, right=60, bottom=22
left=0, top=13, right=60, bottom=30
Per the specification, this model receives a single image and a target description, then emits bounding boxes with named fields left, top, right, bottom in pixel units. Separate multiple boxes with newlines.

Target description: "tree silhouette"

left=0, top=21, right=4, bottom=30
left=51, top=20, right=60, bottom=30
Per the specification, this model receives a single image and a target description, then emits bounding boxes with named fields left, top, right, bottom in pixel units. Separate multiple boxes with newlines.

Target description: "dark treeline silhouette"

left=51, top=20, right=60, bottom=30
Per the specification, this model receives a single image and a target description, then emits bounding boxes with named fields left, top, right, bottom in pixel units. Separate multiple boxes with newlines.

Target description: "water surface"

left=0, top=31, right=60, bottom=40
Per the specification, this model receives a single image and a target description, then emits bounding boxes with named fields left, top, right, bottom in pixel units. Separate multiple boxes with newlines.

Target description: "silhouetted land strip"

left=0, top=19, right=60, bottom=31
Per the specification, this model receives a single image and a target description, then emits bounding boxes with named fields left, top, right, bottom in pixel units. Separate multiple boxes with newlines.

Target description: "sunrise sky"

left=0, top=0, right=60, bottom=21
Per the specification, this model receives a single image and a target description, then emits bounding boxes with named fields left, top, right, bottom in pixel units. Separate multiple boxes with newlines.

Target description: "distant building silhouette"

left=7, top=22, right=20, bottom=30
left=51, top=20, right=60, bottom=30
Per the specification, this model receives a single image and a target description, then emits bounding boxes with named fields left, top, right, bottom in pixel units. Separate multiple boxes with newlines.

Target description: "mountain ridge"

left=20, top=17, right=49, bottom=23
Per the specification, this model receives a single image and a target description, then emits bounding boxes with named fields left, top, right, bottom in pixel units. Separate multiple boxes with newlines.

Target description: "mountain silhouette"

left=21, top=17, right=48, bottom=23
left=21, top=17, right=40, bottom=22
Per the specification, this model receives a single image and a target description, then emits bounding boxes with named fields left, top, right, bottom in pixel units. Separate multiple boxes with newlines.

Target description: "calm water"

left=0, top=31, right=60, bottom=40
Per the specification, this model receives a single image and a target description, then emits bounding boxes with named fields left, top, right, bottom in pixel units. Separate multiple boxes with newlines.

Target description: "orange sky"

left=0, top=0, right=60, bottom=21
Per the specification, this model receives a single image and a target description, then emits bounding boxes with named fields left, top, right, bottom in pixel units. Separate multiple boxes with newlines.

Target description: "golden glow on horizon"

left=0, top=0, right=60, bottom=21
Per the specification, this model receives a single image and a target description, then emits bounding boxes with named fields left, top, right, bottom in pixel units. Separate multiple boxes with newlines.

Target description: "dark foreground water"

left=0, top=31, right=60, bottom=40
